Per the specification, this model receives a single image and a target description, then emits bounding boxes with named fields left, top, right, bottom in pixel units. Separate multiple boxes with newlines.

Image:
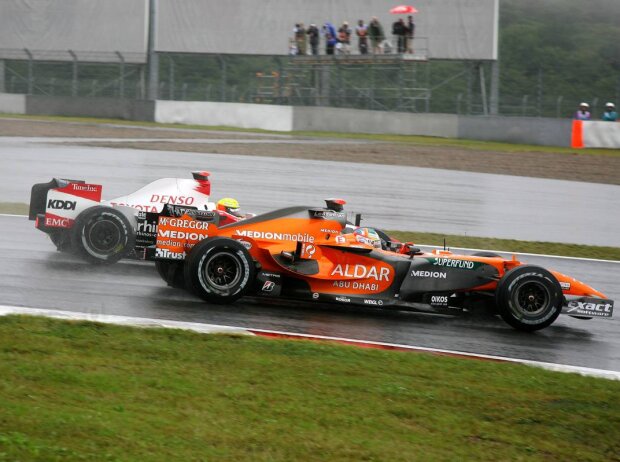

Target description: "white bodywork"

left=42, top=176, right=214, bottom=230
left=107, top=178, right=214, bottom=213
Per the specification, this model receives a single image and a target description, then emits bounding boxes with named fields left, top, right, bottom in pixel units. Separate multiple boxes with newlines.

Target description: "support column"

left=147, top=0, right=159, bottom=100
left=479, top=63, right=488, bottom=116
left=489, top=59, right=500, bottom=115
left=0, top=59, right=5, bottom=93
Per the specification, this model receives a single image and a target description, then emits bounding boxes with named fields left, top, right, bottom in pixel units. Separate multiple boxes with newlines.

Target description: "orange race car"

left=129, top=199, right=613, bottom=332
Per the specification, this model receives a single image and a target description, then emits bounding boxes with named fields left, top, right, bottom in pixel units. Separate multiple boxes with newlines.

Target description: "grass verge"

left=2, top=202, right=617, bottom=260
left=0, top=315, right=618, bottom=461
left=0, top=202, right=29, bottom=215
left=2, top=113, right=619, bottom=157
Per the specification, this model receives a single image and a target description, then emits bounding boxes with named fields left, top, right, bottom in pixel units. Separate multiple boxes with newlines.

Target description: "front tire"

left=71, top=206, right=135, bottom=264
left=184, top=237, right=255, bottom=304
left=496, top=265, right=563, bottom=331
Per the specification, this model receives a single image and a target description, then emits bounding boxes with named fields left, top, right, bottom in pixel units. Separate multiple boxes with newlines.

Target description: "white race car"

left=29, top=171, right=214, bottom=263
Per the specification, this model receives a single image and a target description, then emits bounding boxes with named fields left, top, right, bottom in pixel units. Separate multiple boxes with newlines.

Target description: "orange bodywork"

left=152, top=208, right=607, bottom=301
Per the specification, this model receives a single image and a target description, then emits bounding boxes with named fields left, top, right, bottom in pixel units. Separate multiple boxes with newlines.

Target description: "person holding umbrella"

left=389, top=6, right=418, bottom=53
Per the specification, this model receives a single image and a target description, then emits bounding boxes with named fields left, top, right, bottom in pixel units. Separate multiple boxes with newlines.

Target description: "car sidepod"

left=399, top=256, right=500, bottom=300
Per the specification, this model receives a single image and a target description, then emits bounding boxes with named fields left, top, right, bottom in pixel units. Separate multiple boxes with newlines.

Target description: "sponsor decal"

left=312, top=293, right=319, bottom=299
left=44, top=215, right=73, bottom=228
left=155, top=248, right=185, bottom=259
left=158, top=229, right=208, bottom=241
left=47, top=199, right=76, bottom=211
left=150, top=194, right=195, bottom=205
left=55, top=183, right=102, bottom=202
left=411, top=270, right=447, bottom=279
left=363, top=299, right=384, bottom=306
left=566, top=299, right=613, bottom=317
left=430, top=295, right=449, bottom=306
left=310, top=210, right=346, bottom=220
left=302, top=243, right=316, bottom=258
left=109, top=202, right=159, bottom=213
left=235, top=230, right=315, bottom=243
left=335, top=296, right=351, bottom=303
left=321, top=228, right=340, bottom=234
left=262, top=281, right=276, bottom=292
left=331, top=264, right=391, bottom=281
left=137, top=220, right=157, bottom=234
left=335, top=235, right=346, bottom=244
left=238, top=240, right=252, bottom=250
left=560, top=281, right=571, bottom=290
left=261, top=272, right=281, bottom=279
left=432, top=258, right=475, bottom=269
left=158, top=217, right=209, bottom=230
left=71, top=184, right=98, bottom=192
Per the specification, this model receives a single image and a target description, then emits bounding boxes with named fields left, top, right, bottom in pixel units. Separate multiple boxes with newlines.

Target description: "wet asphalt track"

left=1, top=136, right=619, bottom=246
left=2, top=214, right=619, bottom=373
left=1, top=136, right=619, bottom=372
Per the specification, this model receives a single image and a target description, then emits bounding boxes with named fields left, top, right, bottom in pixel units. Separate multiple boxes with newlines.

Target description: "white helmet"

left=605, top=102, right=615, bottom=109
left=579, top=102, right=590, bottom=108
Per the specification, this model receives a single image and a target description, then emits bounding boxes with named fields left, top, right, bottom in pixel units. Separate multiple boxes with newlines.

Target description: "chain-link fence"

left=2, top=49, right=619, bottom=119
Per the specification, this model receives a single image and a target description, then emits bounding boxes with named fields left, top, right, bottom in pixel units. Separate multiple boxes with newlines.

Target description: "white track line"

left=0, top=306, right=251, bottom=336
left=3, top=212, right=618, bottom=263
left=1, top=305, right=618, bottom=381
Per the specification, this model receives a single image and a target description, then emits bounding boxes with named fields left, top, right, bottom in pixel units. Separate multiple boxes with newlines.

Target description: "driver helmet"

left=354, top=227, right=382, bottom=248
left=216, top=197, right=244, bottom=218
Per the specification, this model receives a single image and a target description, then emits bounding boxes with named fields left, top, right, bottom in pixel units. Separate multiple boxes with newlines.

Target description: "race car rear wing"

left=29, top=178, right=103, bottom=231
left=29, top=178, right=86, bottom=220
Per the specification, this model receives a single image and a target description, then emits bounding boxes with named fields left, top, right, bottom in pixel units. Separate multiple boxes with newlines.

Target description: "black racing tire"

left=495, top=265, right=563, bottom=331
left=70, top=206, right=135, bottom=265
left=49, top=230, right=72, bottom=252
left=155, top=261, right=186, bottom=289
left=184, top=237, right=255, bottom=304
left=471, top=252, right=501, bottom=258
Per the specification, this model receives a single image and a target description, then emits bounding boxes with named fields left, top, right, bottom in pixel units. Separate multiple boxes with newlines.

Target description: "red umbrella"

left=390, top=5, right=418, bottom=14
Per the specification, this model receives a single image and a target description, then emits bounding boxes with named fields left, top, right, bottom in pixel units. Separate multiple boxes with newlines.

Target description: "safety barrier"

left=572, top=120, right=620, bottom=149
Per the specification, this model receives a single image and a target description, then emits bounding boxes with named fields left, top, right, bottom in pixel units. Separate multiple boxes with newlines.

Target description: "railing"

left=287, top=35, right=429, bottom=60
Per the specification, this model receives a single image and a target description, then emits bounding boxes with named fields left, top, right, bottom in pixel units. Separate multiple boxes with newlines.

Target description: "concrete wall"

left=5, top=94, right=618, bottom=148
left=0, top=93, right=26, bottom=114
left=155, top=100, right=294, bottom=132
left=26, top=96, right=155, bottom=121
left=293, top=106, right=459, bottom=138
left=458, top=115, right=573, bottom=148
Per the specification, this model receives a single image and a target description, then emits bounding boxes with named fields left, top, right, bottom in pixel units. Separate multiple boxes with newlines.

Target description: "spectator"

left=602, top=102, right=618, bottom=121
left=294, top=23, right=307, bottom=56
left=356, top=19, right=369, bottom=55
left=406, top=15, right=415, bottom=53
left=338, top=21, right=352, bottom=54
left=368, top=17, right=385, bottom=54
left=392, top=18, right=407, bottom=53
left=574, top=103, right=591, bottom=120
left=323, top=22, right=337, bottom=55
left=307, top=24, right=320, bottom=55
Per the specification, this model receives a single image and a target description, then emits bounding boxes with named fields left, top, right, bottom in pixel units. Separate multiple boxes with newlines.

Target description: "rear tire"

left=71, top=206, right=135, bottom=264
left=495, top=265, right=563, bottom=331
left=155, top=261, right=185, bottom=289
left=184, top=237, right=255, bottom=304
